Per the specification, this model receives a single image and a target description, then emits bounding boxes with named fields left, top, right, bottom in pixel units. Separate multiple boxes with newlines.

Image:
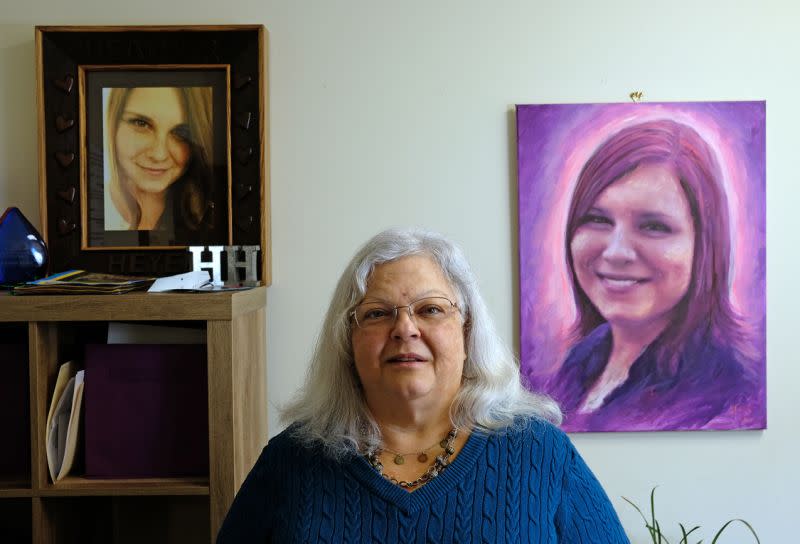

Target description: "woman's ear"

left=462, top=316, right=472, bottom=340
left=462, top=317, right=471, bottom=365
left=349, top=357, right=363, bottom=389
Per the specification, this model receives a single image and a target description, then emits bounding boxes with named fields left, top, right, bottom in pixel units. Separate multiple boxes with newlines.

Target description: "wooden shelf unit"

left=0, top=288, right=267, bottom=543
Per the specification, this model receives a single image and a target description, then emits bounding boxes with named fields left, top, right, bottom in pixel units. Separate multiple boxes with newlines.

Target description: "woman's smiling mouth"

left=137, top=164, right=171, bottom=177
left=385, top=353, right=428, bottom=364
left=596, top=272, right=649, bottom=291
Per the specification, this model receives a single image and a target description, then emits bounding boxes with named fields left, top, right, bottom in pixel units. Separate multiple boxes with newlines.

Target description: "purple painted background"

left=516, top=101, right=766, bottom=432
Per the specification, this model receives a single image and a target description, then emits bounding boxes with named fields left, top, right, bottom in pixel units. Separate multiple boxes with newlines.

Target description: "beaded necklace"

left=365, top=428, right=458, bottom=489
left=381, top=435, right=446, bottom=465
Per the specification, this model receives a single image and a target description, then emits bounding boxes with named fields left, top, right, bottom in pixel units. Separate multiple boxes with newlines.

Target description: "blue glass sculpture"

left=0, top=207, right=48, bottom=285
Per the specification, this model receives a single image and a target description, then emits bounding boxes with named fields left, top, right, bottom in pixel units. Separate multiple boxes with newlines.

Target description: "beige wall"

left=2, top=1, right=797, bottom=540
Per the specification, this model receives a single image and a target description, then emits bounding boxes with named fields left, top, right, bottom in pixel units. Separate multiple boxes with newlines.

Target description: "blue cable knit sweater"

left=217, top=418, right=629, bottom=543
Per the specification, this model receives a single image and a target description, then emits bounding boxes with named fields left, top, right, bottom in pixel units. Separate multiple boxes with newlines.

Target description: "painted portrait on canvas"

left=516, top=102, right=766, bottom=432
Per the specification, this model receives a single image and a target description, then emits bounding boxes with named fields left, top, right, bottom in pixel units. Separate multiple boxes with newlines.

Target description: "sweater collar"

left=345, top=428, right=488, bottom=513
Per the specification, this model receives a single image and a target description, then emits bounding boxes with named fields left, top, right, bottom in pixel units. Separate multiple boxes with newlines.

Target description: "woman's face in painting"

left=115, top=87, right=191, bottom=196
left=570, top=163, right=695, bottom=332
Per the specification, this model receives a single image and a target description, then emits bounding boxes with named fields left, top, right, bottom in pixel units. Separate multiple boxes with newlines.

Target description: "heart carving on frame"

left=233, top=74, right=252, bottom=90
left=236, top=111, right=252, bottom=130
left=58, top=218, right=76, bottom=235
left=235, top=183, right=253, bottom=200
left=54, top=75, right=74, bottom=94
left=57, top=187, right=77, bottom=204
left=236, top=146, right=253, bottom=165
left=235, top=215, right=255, bottom=232
left=55, top=115, right=75, bottom=133
left=55, top=151, right=75, bottom=168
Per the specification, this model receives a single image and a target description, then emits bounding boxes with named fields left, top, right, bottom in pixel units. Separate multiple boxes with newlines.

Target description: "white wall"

left=2, top=2, right=796, bottom=541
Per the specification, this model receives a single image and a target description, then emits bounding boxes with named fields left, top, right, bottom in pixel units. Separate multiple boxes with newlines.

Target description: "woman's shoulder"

left=258, top=424, right=311, bottom=461
left=499, top=416, right=572, bottom=450
left=246, top=425, right=325, bottom=479
left=265, top=423, right=315, bottom=450
left=263, top=422, right=347, bottom=461
left=681, top=335, right=754, bottom=382
left=564, top=323, right=612, bottom=363
left=548, top=324, right=612, bottom=407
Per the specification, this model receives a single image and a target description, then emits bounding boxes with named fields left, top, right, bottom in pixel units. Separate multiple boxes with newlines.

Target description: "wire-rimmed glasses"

left=350, top=296, right=460, bottom=329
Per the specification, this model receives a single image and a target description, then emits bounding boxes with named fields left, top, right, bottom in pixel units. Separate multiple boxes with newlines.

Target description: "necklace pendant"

left=393, top=454, right=405, bottom=465
left=417, top=452, right=428, bottom=463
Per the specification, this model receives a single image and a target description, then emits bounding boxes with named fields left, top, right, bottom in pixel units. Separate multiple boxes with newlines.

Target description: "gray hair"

left=281, top=227, right=561, bottom=459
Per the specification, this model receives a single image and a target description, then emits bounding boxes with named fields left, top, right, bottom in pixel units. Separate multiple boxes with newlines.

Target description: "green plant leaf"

left=650, top=486, right=658, bottom=534
left=623, top=487, right=758, bottom=544
left=650, top=487, right=670, bottom=544
left=679, top=523, right=700, bottom=544
left=622, top=496, right=650, bottom=527
left=710, top=519, right=760, bottom=544
left=655, top=518, right=670, bottom=544
left=622, top=495, right=658, bottom=544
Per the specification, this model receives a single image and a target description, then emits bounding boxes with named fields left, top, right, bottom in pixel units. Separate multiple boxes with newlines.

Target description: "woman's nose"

left=391, top=307, right=421, bottom=340
left=147, top=133, right=170, bottom=161
left=601, top=227, right=636, bottom=264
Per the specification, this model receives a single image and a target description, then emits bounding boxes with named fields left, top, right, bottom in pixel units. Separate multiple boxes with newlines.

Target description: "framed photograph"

left=36, top=26, right=270, bottom=282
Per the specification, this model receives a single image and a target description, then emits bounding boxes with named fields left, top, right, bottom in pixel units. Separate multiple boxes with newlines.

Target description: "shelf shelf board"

left=0, top=286, right=266, bottom=322
left=38, top=476, right=210, bottom=497
left=0, top=480, right=33, bottom=498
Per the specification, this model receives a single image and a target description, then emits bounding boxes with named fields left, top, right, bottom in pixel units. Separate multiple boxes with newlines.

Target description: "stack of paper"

left=13, top=270, right=154, bottom=295
left=46, top=362, right=85, bottom=482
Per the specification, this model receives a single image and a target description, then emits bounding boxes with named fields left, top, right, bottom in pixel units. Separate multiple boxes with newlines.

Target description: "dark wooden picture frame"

left=36, top=26, right=270, bottom=283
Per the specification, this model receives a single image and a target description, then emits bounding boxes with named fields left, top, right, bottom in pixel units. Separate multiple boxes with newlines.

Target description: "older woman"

left=550, top=120, right=761, bottom=431
left=217, top=228, right=629, bottom=543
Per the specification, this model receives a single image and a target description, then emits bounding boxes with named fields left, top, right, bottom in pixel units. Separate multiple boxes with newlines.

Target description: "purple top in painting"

left=548, top=323, right=762, bottom=431
left=516, top=102, right=766, bottom=432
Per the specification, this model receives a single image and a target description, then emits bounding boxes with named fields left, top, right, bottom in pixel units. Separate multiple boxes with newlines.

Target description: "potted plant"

left=622, top=487, right=760, bottom=544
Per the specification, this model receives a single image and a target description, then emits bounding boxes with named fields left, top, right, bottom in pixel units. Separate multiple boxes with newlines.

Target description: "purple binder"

left=0, top=344, right=30, bottom=478
left=84, top=344, right=209, bottom=478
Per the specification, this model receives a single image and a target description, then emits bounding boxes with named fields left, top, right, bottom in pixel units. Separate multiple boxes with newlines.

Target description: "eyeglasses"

left=350, top=296, right=460, bottom=329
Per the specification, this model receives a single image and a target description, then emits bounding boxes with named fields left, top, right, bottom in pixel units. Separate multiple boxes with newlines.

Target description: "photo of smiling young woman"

left=517, top=104, right=766, bottom=432
left=102, top=86, right=214, bottom=235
